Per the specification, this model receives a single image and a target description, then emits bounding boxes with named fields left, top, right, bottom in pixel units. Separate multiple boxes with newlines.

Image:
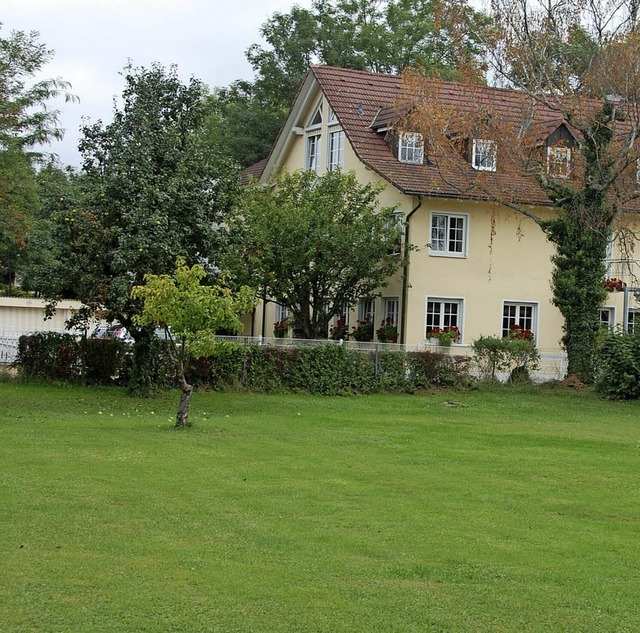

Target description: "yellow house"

left=242, top=66, right=640, bottom=352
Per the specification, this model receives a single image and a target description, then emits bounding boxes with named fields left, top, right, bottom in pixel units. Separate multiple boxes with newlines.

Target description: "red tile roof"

left=311, top=65, right=563, bottom=205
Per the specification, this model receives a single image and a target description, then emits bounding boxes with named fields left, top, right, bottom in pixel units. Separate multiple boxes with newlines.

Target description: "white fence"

left=2, top=331, right=569, bottom=382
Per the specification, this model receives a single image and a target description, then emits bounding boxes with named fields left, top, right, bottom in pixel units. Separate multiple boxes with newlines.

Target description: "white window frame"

left=383, top=297, right=399, bottom=327
left=472, top=138, right=496, bottom=172
left=547, top=146, right=571, bottom=179
left=501, top=301, right=538, bottom=341
left=307, top=102, right=323, bottom=129
left=275, top=303, right=289, bottom=323
left=398, top=132, right=424, bottom=165
left=327, top=105, right=338, bottom=124
left=429, top=212, right=468, bottom=257
left=306, top=133, right=321, bottom=174
left=600, top=307, right=615, bottom=331
left=627, top=308, right=639, bottom=334
left=425, top=296, right=464, bottom=342
left=358, top=298, right=375, bottom=322
left=327, top=129, right=345, bottom=171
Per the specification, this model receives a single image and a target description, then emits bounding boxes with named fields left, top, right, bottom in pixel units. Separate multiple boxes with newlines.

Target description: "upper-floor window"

left=547, top=146, right=571, bottom=178
left=399, top=132, right=424, bottom=164
left=472, top=139, right=496, bottom=172
left=306, top=134, right=321, bottom=173
left=430, top=212, right=468, bottom=257
left=327, top=130, right=345, bottom=171
left=308, top=102, right=322, bottom=129
left=328, top=106, right=338, bottom=124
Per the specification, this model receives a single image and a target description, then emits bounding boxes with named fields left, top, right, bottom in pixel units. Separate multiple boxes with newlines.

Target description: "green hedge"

left=15, top=334, right=470, bottom=394
left=596, top=333, right=640, bottom=400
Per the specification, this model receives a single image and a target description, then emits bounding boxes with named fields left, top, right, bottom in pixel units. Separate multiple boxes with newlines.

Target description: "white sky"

left=3, top=0, right=304, bottom=166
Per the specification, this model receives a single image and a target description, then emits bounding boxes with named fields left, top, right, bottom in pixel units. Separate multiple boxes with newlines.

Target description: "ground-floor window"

left=627, top=308, right=639, bottom=334
left=358, top=298, right=375, bottom=322
left=600, top=307, right=614, bottom=331
left=425, top=298, right=463, bottom=338
left=502, top=302, right=537, bottom=339
left=383, top=297, right=399, bottom=326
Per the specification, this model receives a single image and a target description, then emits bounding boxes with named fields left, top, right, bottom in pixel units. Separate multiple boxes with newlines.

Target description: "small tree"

left=131, top=258, right=255, bottom=428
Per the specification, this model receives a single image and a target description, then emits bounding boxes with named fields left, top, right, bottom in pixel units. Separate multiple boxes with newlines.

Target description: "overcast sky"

left=4, top=0, right=303, bottom=166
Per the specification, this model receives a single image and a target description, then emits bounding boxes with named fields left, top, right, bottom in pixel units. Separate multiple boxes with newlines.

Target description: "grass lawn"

left=1, top=381, right=639, bottom=632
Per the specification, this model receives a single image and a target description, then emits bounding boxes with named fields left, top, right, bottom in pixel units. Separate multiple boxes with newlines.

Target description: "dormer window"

left=472, top=139, right=496, bottom=171
left=399, top=132, right=424, bottom=164
left=547, top=146, right=571, bottom=178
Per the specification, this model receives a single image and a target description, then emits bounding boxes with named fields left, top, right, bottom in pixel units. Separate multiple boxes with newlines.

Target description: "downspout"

left=400, top=195, right=423, bottom=345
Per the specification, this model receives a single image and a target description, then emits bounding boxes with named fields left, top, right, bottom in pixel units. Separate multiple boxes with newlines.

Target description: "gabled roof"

left=310, top=66, right=562, bottom=205
left=256, top=66, right=634, bottom=208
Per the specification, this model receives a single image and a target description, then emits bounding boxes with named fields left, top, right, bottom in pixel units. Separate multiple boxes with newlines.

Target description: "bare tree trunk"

left=175, top=373, right=193, bottom=428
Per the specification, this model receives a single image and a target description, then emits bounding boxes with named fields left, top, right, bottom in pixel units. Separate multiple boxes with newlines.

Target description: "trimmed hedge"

left=15, top=334, right=470, bottom=394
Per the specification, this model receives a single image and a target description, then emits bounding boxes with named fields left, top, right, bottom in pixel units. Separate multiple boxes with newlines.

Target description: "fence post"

left=375, top=344, right=379, bottom=378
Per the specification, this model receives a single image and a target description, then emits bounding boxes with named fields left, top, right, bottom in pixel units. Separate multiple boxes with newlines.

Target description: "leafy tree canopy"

left=132, top=258, right=255, bottom=427
left=0, top=26, right=75, bottom=288
left=207, top=0, right=490, bottom=168
left=227, top=169, right=406, bottom=339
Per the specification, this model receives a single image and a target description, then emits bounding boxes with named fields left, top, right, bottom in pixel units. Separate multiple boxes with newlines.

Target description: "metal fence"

left=1, top=331, right=569, bottom=382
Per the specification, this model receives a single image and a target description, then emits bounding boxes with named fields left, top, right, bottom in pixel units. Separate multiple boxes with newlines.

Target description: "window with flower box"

left=426, top=298, right=463, bottom=340
left=502, top=302, right=537, bottom=340
left=430, top=212, right=468, bottom=257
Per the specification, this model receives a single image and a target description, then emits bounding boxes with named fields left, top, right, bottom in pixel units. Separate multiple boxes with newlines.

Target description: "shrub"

left=351, top=318, right=374, bottom=342
left=473, top=335, right=539, bottom=382
left=82, top=338, right=131, bottom=385
left=16, top=333, right=82, bottom=381
left=596, top=333, right=640, bottom=399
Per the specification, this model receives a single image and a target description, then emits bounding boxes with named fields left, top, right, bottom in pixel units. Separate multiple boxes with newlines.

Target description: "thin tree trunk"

left=175, top=373, right=193, bottom=428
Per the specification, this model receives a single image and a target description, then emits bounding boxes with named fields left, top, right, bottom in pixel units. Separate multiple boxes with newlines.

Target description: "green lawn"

left=1, top=382, right=639, bottom=632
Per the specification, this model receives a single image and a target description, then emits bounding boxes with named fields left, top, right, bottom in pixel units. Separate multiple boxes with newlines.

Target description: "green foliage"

left=42, top=63, right=238, bottom=331
left=81, top=338, right=131, bottom=386
left=210, top=0, right=490, bottom=166
left=596, top=333, right=640, bottom=399
left=472, top=335, right=539, bottom=382
left=16, top=332, right=81, bottom=381
left=230, top=170, right=405, bottom=339
left=132, top=258, right=255, bottom=359
left=0, top=27, right=74, bottom=287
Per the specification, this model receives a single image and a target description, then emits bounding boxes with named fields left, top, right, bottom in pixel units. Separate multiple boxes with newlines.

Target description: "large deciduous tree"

left=0, top=26, right=74, bottom=288
left=207, top=0, right=490, bottom=168
left=407, top=0, right=640, bottom=382
left=228, top=169, right=405, bottom=340
left=42, top=63, right=238, bottom=392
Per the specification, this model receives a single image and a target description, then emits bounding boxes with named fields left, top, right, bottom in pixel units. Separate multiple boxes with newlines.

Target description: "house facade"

left=243, top=66, right=640, bottom=351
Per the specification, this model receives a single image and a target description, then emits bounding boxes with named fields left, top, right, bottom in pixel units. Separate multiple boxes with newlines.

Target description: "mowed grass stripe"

left=1, top=382, right=639, bottom=632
